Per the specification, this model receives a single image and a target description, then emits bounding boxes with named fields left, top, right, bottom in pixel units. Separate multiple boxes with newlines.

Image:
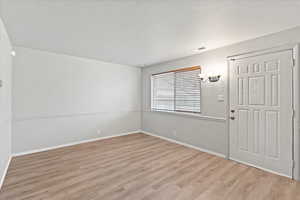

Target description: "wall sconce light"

left=198, top=73, right=221, bottom=83
left=208, top=75, right=221, bottom=82
left=198, top=73, right=207, bottom=82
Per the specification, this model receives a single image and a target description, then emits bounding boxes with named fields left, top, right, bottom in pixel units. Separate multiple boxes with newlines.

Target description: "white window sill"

left=150, top=109, right=226, bottom=122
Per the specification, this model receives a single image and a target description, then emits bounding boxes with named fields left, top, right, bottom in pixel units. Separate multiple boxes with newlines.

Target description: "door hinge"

left=292, top=160, right=295, bottom=169
left=293, top=109, right=296, bottom=119
left=292, top=58, right=296, bottom=67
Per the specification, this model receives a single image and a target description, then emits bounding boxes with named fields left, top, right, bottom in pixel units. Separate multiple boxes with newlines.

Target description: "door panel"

left=253, top=110, right=260, bottom=154
left=249, top=76, right=265, bottom=105
left=229, top=50, right=293, bottom=177
left=238, top=109, right=249, bottom=151
left=265, top=110, right=279, bottom=158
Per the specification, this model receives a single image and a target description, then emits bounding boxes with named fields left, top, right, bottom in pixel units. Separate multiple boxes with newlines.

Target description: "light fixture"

left=208, top=75, right=221, bottom=82
left=198, top=73, right=207, bottom=82
left=198, top=73, right=221, bottom=83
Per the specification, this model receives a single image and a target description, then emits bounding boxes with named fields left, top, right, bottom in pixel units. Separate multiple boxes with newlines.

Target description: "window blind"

left=151, top=72, right=175, bottom=111
left=151, top=66, right=201, bottom=113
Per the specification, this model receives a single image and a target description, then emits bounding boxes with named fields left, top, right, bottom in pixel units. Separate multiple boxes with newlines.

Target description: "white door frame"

left=226, top=43, right=300, bottom=180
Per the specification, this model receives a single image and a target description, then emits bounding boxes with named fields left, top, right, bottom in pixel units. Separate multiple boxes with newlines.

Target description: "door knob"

left=231, top=110, right=235, bottom=113
left=230, top=116, right=235, bottom=120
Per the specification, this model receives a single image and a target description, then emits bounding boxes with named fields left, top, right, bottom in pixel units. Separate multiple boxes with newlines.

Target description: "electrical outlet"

left=97, top=130, right=102, bottom=135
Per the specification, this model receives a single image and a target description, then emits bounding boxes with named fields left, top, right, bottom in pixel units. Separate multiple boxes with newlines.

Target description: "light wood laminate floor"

left=1, top=133, right=300, bottom=200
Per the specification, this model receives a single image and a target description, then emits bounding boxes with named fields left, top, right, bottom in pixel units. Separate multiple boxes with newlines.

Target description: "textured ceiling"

left=1, top=0, right=300, bottom=66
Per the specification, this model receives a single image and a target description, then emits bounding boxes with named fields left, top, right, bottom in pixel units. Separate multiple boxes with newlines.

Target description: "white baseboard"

left=141, top=130, right=226, bottom=158
left=0, top=156, right=12, bottom=190
left=230, top=157, right=291, bottom=179
left=141, top=131, right=291, bottom=179
left=13, top=130, right=141, bottom=157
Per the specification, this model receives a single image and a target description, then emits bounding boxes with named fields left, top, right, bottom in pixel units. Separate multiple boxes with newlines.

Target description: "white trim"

left=292, top=44, right=300, bottom=181
left=141, top=130, right=226, bottom=158
left=225, top=59, right=230, bottom=160
left=13, top=130, right=141, bottom=157
left=13, top=110, right=141, bottom=122
left=227, top=43, right=298, bottom=61
left=149, top=110, right=226, bottom=122
left=230, top=157, right=291, bottom=179
left=0, top=156, right=12, bottom=190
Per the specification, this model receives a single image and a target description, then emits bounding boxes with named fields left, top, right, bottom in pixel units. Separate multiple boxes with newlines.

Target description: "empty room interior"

left=1, top=0, right=300, bottom=199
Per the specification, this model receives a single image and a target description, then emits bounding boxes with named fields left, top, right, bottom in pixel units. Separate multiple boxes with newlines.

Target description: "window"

left=151, top=66, right=201, bottom=114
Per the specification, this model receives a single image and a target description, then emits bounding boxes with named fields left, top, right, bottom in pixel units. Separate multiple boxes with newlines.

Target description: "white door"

left=229, top=49, right=294, bottom=177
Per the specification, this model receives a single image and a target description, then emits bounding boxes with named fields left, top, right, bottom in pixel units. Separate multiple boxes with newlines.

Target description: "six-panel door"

left=229, top=50, right=294, bottom=177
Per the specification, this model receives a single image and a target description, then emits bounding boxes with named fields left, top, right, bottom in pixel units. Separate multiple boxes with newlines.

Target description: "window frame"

left=150, top=66, right=202, bottom=115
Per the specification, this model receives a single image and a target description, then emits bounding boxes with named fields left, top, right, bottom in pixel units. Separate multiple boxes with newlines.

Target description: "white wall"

left=142, top=26, right=300, bottom=159
left=12, top=47, right=141, bottom=153
left=0, top=17, right=12, bottom=188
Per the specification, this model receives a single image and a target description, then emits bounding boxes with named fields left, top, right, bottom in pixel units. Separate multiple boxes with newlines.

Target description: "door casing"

left=226, top=43, right=300, bottom=180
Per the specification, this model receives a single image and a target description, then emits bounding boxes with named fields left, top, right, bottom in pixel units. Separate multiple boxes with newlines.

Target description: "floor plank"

left=0, top=133, right=300, bottom=200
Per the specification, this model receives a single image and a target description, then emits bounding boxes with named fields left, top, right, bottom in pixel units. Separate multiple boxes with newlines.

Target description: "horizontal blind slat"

left=151, top=68, right=201, bottom=113
left=175, top=69, right=201, bottom=113
left=151, top=72, right=175, bottom=111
